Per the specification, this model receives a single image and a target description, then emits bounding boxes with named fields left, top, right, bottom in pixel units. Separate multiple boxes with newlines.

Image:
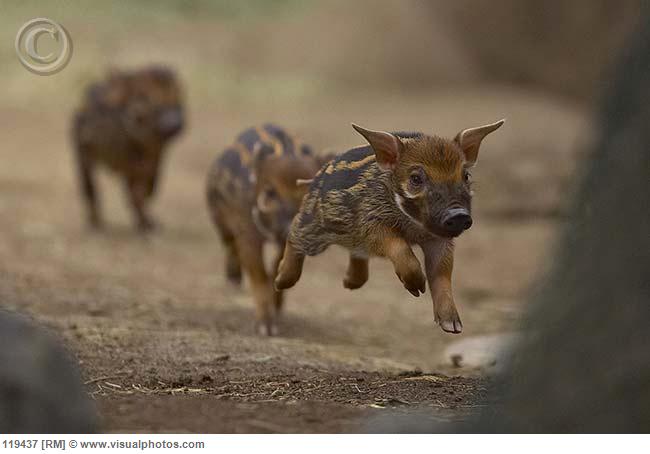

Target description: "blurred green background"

left=1, top=0, right=639, bottom=109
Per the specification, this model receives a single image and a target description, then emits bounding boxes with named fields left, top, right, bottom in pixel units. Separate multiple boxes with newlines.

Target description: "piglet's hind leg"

left=343, top=254, right=369, bottom=290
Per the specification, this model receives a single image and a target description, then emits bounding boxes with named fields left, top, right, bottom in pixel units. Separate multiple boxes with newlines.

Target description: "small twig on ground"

left=84, top=375, right=118, bottom=385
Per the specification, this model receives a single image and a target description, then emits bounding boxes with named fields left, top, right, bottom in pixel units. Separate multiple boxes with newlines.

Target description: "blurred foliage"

left=0, top=0, right=310, bottom=22
left=0, top=0, right=641, bottom=111
left=134, top=0, right=311, bottom=19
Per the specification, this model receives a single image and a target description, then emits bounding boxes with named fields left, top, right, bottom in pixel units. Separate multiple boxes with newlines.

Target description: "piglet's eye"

left=464, top=171, right=472, bottom=183
left=265, top=188, right=278, bottom=199
left=409, top=173, right=423, bottom=186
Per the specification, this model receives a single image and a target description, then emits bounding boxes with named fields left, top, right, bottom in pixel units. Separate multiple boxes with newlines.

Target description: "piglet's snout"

left=158, top=109, right=183, bottom=136
left=441, top=208, right=473, bottom=235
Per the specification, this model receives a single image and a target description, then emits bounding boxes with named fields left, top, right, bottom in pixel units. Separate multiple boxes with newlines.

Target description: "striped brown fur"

left=72, top=65, right=184, bottom=231
left=206, top=124, right=324, bottom=335
left=276, top=121, right=504, bottom=333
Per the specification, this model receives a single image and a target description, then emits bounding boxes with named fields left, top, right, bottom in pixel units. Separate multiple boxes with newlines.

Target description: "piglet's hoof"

left=438, top=318, right=463, bottom=334
left=256, top=320, right=278, bottom=337
left=435, top=308, right=463, bottom=334
left=397, top=269, right=426, bottom=297
left=343, top=276, right=366, bottom=290
left=274, top=268, right=299, bottom=291
left=225, top=265, right=242, bottom=287
left=433, top=291, right=462, bottom=333
left=137, top=218, right=158, bottom=233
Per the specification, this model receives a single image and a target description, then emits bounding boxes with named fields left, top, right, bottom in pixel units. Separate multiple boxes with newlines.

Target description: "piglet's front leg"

left=378, top=235, right=426, bottom=297
left=422, top=239, right=462, bottom=334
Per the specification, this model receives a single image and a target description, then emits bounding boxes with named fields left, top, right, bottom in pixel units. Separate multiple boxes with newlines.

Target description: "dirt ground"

left=0, top=80, right=590, bottom=432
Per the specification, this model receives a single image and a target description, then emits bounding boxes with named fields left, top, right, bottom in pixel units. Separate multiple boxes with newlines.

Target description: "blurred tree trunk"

left=473, top=12, right=650, bottom=432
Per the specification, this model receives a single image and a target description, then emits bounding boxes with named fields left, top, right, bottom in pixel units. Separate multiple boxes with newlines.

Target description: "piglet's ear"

left=454, top=119, right=505, bottom=167
left=352, top=123, right=403, bottom=171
